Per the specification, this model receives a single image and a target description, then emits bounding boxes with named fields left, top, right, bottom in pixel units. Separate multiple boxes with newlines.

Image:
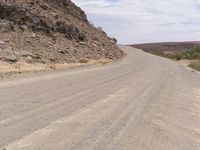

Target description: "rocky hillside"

left=0, top=0, right=123, bottom=64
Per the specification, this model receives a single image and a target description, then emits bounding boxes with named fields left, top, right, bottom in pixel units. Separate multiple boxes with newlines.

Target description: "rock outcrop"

left=0, top=0, right=123, bottom=64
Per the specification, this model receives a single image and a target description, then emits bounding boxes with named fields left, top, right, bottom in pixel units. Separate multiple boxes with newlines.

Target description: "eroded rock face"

left=43, top=0, right=88, bottom=23
left=0, top=0, right=123, bottom=64
left=0, top=2, right=86, bottom=41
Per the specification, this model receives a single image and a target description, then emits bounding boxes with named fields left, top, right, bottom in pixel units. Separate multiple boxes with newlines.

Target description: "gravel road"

left=0, top=46, right=200, bottom=150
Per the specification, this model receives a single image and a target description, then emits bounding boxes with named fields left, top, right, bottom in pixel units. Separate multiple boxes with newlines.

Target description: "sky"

left=72, top=0, right=200, bottom=44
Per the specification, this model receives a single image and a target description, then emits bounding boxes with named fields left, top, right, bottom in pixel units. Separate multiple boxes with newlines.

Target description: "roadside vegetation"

left=149, top=45, right=200, bottom=71
left=189, top=61, right=200, bottom=71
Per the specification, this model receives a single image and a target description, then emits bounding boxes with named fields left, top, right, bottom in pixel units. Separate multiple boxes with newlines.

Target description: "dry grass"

left=79, top=59, right=89, bottom=63
left=189, top=61, right=200, bottom=71
left=0, top=59, right=111, bottom=77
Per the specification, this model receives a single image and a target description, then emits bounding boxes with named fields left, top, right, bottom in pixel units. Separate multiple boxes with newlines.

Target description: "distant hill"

left=130, top=41, right=200, bottom=52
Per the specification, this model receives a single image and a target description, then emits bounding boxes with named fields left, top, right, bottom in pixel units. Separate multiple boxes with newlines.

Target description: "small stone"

left=58, top=49, right=65, bottom=54
left=79, top=42, right=85, bottom=45
left=1, top=55, right=17, bottom=63
left=25, top=56, right=33, bottom=63
left=0, top=40, right=4, bottom=44
left=30, top=33, right=36, bottom=38
left=92, top=43, right=98, bottom=47
left=20, top=25, right=28, bottom=30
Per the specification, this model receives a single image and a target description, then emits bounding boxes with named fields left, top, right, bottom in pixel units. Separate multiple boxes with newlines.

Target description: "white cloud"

left=73, top=0, right=200, bottom=44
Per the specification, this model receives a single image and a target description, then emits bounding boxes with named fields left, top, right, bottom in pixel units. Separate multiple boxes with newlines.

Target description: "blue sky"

left=72, top=0, right=200, bottom=44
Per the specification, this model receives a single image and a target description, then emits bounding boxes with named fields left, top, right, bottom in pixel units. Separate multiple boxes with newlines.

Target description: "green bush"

left=148, top=45, right=200, bottom=60
left=183, top=45, right=200, bottom=59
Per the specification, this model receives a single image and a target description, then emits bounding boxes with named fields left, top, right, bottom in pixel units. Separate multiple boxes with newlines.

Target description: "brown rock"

left=0, top=0, right=123, bottom=64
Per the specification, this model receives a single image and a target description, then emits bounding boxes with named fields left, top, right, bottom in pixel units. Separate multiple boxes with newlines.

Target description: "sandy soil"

left=178, top=59, right=199, bottom=67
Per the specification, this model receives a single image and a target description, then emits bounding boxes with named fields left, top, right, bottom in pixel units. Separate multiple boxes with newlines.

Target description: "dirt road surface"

left=0, top=46, right=200, bottom=150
